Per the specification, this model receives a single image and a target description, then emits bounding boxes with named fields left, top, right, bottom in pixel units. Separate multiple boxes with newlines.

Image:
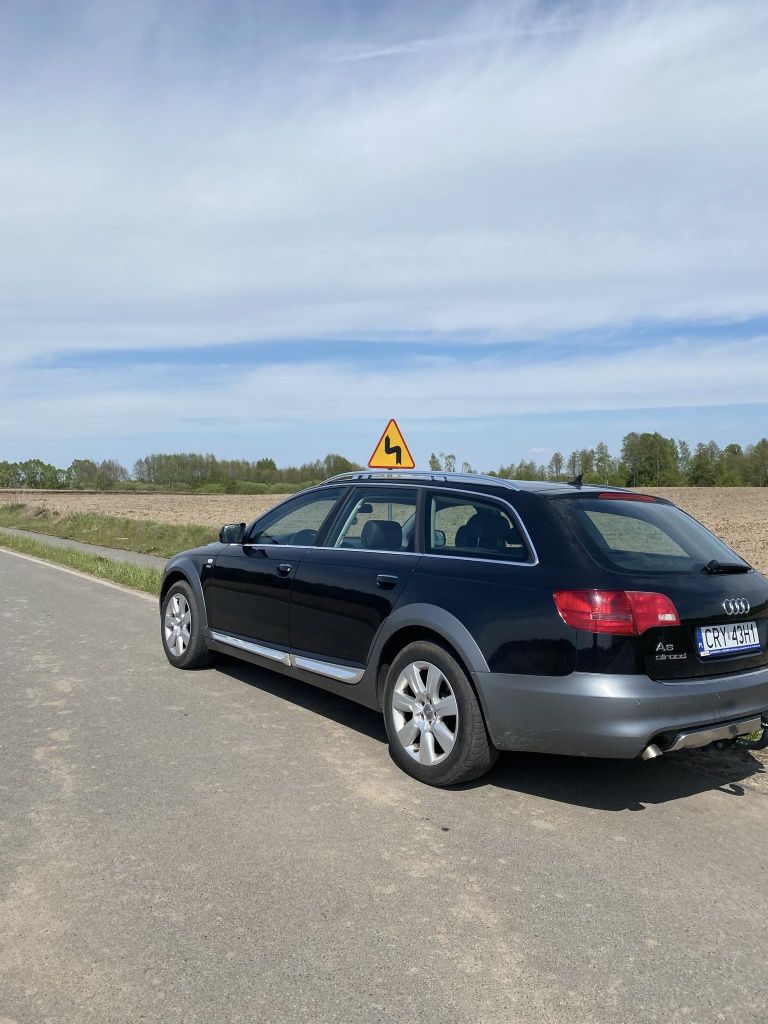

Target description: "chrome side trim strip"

left=420, top=552, right=537, bottom=568
left=290, top=655, right=364, bottom=684
left=209, top=631, right=363, bottom=684
left=209, top=630, right=291, bottom=665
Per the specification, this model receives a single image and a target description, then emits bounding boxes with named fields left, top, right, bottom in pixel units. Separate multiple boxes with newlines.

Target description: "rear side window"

left=555, top=497, right=749, bottom=574
left=427, top=493, right=532, bottom=563
left=326, top=488, right=418, bottom=551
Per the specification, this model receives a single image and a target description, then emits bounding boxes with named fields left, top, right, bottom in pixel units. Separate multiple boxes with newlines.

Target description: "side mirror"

left=219, top=522, right=246, bottom=544
left=433, top=529, right=447, bottom=549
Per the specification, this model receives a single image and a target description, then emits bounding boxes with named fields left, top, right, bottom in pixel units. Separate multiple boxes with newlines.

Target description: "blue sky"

left=1, top=0, right=767, bottom=472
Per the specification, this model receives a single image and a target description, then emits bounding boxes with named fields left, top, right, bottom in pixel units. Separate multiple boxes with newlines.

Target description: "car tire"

left=383, top=641, right=497, bottom=786
left=160, top=580, right=214, bottom=669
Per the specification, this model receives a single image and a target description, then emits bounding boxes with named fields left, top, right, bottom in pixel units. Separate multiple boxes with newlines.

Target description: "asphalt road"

left=1, top=549, right=767, bottom=1024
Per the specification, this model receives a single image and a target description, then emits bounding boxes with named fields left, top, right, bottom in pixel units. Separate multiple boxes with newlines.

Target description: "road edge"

left=0, top=546, right=158, bottom=603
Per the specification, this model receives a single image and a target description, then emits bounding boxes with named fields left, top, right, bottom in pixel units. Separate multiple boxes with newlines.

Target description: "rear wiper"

left=703, top=559, right=751, bottom=575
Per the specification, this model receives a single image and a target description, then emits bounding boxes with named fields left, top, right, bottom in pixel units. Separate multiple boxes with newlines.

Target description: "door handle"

left=276, top=563, right=293, bottom=577
left=376, top=573, right=399, bottom=589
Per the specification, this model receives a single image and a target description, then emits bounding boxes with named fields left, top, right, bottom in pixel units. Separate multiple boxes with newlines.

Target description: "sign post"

left=368, top=419, right=415, bottom=470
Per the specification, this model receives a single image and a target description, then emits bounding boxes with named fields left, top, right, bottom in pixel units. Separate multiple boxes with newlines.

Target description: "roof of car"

left=322, top=470, right=640, bottom=497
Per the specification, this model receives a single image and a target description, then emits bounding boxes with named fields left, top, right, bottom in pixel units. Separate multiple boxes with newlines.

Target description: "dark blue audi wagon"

left=159, top=472, right=768, bottom=785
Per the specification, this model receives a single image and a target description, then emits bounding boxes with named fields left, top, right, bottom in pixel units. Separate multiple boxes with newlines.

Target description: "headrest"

left=361, top=519, right=403, bottom=551
left=456, top=511, right=512, bottom=549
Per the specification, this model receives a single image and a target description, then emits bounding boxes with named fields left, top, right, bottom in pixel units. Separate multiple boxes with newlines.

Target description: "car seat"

left=455, top=511, right=512, bottom=552
left=360, top=520, right=403, bottom=551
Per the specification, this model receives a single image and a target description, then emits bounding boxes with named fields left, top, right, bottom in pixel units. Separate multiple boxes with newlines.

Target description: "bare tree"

left=548, top=452, right=564, bottom=480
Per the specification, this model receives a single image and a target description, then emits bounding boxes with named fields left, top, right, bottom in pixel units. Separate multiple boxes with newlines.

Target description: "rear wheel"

left=383, top=641, right=497, bottom=786
left=161, top=580, right=214, bottom=669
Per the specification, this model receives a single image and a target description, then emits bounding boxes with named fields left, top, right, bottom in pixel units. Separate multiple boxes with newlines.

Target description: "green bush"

left=268, top=482, right=301, bottom=494
left=233, top=481, right=269, bottom=495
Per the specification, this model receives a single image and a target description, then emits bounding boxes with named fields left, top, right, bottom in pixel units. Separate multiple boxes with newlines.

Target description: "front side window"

left=427, top=493, right=531, bottom=562
left=248, top=488, right=345, bottom=546
left=326, top=488, right=418, bottom=551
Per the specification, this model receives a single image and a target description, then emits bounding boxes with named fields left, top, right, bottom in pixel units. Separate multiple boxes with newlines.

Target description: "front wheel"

left=161, top=580, right=214, bottom=669
left=383, top=641, right=497, bottom=786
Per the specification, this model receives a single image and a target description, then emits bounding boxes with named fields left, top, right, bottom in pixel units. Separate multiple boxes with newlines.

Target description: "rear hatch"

left=551, top=491, right=768, bottom=681
left=629, top=570, right=768, bottom=680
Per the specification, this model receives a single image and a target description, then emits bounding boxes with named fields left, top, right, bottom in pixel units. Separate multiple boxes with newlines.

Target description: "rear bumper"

left=473, top=664, right=768, bottom=759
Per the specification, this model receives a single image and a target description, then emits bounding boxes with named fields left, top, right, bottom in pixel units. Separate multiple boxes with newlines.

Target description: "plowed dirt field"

left=2, top=486, right=767, bottom=571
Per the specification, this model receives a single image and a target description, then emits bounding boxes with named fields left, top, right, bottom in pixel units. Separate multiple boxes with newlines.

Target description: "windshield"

left=553, top=496, right=750, bottom=575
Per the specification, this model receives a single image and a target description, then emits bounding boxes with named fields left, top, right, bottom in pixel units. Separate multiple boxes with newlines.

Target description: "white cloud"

left=3, top=336, right=766, bottom=447
left=1, top=0, right=768, bottom=369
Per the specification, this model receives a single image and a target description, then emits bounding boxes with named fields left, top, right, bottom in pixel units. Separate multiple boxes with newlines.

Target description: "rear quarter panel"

left=404, top=554, right=594, bottom=675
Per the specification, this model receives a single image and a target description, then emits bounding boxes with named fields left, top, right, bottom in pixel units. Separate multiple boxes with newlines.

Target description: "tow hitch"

left=733, top=715, right=768, bottom=751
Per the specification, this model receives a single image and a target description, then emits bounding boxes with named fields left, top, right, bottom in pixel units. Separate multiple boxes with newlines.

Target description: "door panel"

left=290, top=485, right=422, bottom=667
left=207, top=486, right=347, bottom=648
left=208, top=545, right=302, bottom=647
left=290, top=548, right=421, bottom=666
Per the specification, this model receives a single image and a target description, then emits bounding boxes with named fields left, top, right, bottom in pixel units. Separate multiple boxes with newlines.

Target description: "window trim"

left=243, top=482, right=540, bottom=564
left=422, top=487, right=539, bottom=566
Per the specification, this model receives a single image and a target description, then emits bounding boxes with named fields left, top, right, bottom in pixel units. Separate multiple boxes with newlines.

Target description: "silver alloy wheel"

left=164, top=593, right=192, bottom=657
left=391, top=660, right=459, bottom=766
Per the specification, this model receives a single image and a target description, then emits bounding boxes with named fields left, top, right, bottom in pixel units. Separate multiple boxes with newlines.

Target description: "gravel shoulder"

left=0, top=525, right=167, bottom=569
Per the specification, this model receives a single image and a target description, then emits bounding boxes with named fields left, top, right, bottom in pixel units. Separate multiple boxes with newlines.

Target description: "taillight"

left=626, top=592, right=681, bottom=633
left=553, top=590, right=680, bottom=635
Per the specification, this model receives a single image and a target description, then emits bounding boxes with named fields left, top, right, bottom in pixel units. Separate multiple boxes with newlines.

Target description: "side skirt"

left=209, top=629, right=364, bottom=685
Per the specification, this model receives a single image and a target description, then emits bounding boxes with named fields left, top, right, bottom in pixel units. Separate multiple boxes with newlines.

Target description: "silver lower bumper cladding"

left=640, top=714, right=765, bottom=760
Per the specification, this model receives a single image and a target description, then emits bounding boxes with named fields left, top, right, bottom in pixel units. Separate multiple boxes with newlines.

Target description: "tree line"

left=434, top=432, right=768, bottom=486
left=0, top=453, right=362, bottom=493
left=2, top=433, right=768, bottom=491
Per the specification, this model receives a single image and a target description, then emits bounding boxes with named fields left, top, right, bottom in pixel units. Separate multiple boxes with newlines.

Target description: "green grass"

left=0, top=530, right=162, bottom=595
left=0, top=503, right=216, bottom=558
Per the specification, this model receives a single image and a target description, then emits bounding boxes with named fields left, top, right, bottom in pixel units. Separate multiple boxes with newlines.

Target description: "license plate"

left=696, top=620, right=761, bottom=658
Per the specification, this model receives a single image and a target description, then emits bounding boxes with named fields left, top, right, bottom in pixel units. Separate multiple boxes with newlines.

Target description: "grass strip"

left=0, top=503, right=216, bottom=558
left=0, top=531, right=162, bottom=595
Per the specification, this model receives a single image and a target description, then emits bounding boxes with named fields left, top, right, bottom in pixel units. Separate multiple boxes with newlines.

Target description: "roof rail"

left=323, top=470, right=520, bottom=489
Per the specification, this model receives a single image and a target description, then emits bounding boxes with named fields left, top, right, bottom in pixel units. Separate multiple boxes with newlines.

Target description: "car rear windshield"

left=552, top=496, right=750, bottom=575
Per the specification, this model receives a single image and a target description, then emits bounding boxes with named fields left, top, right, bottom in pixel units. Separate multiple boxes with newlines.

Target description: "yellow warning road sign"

left=368, top=419, right=415, bottom=469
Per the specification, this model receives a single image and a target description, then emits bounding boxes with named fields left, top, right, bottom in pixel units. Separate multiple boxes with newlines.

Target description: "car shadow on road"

left=213, top=655, right=765, bottom=811
left=483, top=748, right=765, bottom=811
left=214, top=655, right=388, bottom=744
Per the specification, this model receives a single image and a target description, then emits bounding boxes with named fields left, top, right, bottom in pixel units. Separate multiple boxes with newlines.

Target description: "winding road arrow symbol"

left=383, top=435, right=402, bottom=466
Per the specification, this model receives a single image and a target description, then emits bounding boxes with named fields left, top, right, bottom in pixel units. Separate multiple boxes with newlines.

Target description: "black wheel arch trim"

left=160, top=556, right=209, bottom=630
left=365, top=602, right=490, bottom=678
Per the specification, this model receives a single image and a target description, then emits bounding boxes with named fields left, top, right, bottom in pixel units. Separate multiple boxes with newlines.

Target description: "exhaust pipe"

left=640, top=743, right=663, bottom=761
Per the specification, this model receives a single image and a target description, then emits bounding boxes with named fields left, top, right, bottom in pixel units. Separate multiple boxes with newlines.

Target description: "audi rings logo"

left=722, top=597, right=750, bottom=615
